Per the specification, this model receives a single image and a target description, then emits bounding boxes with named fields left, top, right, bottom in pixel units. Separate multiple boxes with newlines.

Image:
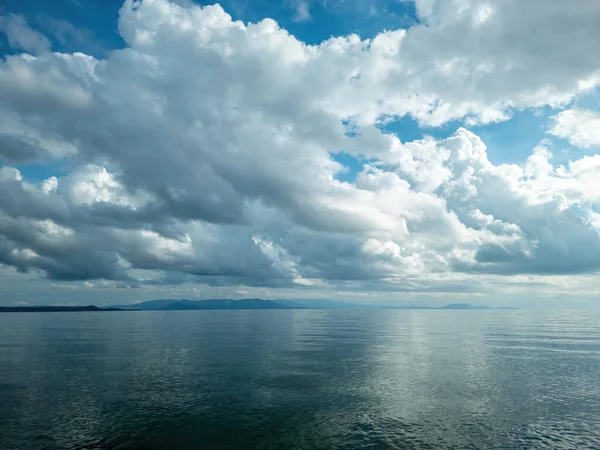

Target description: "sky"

left=1, top=0, right=600, bottom=308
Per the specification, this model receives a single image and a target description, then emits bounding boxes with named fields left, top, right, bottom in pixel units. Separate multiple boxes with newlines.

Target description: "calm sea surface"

left=1, top=310, right=600, bottom=449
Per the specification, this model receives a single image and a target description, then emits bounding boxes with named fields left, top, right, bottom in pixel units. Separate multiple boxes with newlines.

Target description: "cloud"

left=548, top=108, right=600, bottom=148
left=3, top=125, right=600, bottom=288
left=292, top=1, right=311, bottom=22
left=0, top=0, right=600, bottom=302
left=0, top=14, right=51, bottom=54
left=36, top=16, right=102, bottom=55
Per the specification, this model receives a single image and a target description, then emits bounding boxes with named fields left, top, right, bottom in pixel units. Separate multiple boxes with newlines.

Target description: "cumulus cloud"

left=1, top=0, right=600, bottom=303
left=549, top=109, right=600, bottom=148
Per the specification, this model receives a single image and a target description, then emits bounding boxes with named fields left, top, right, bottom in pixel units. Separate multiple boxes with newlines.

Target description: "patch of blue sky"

left=335, top=103, right=572, bottom=183
left=572, top=87, right=600, bottom=111
left=468, top=107, right=555, bottom=166
left=197, top=0, right=418, bottom=44
left=380, top=115, right=424, bottom=143
left=1, top=0, right=124, bottom=57
left=331, top=150, right=364, bottom=182
left=384, top=104, right=587, bottom=168
left=13, top=160, right=71, bottom=184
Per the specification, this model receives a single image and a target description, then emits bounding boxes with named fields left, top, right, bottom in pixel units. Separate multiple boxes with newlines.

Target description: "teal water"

left=1, top=309, right=599, bottom=449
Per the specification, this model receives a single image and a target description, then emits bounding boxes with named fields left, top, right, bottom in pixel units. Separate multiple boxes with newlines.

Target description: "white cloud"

left=0, top=167, right=22, bottom=182
left=1, top=0, right=600, bottom=305
left=41, top=176, right=58, bottom=194
left=59, top=165, right=148, bottom=208
left=549, top=108, right=600, bottom=148
left=33, top=219, right=74, bottom=238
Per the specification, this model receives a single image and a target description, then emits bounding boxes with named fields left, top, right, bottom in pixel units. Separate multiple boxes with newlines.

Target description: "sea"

left=1, top=309, right=599, bottom=449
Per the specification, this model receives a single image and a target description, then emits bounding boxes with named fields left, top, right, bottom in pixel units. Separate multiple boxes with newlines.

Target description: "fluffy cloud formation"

left=1, top=0, right=600, bottom=303
left=549, top=109, right=600, bottom=148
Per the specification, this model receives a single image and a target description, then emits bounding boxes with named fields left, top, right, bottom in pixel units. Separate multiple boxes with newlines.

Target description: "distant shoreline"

left=0, top=306, right=126, bottom=313
left=0, top=300, right=517, bottom=312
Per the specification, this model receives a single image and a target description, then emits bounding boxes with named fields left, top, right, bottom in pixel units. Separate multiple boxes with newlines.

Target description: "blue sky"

left=1, top=0, right=600, bottom=307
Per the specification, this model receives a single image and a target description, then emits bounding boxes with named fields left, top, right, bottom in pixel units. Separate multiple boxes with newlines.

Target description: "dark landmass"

left=163, top=298, right=297, bottom=310
left=280, top=299, right=438, bottom=310
left=389, top=305, right=436, bottom=310
left=115, top=298, right=300, bottom=311
left=279, top=299, right=385, bottom=309
left=440, top=303, right=518, bottom=310
left=1, top=300, right=517, bottom=312
left=0, top=305, right=125, bottom=313
left=441, top=303, right=490, bottom=310
left=116, top=299, right=178, bottom=310
left=280, top=299, right=517, bottom=310
left=118, top=299, right=517, bottom=311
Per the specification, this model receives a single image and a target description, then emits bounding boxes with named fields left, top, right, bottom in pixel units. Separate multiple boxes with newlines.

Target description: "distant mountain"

left=278, top=299, right=386, bottom=309
left=0, top=305, right=125, bottom=313
left=279, top=300, right=516, bottom=310
left=116, top=299, right=179, bottom=310
left=115, top=298, right=299, bottom=311
left=440, top=303, right=517, bottom=310
left=390, top=305, right=436, bottom=310
left=2, top=300, right=516, bottom=312
left=114, top=299, right=517, bottom=311
left=441, top=303, right=490, bottom=310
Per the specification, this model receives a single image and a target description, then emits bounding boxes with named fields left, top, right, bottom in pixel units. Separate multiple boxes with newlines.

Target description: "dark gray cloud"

left=0, top=133, right=48, bottom=162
